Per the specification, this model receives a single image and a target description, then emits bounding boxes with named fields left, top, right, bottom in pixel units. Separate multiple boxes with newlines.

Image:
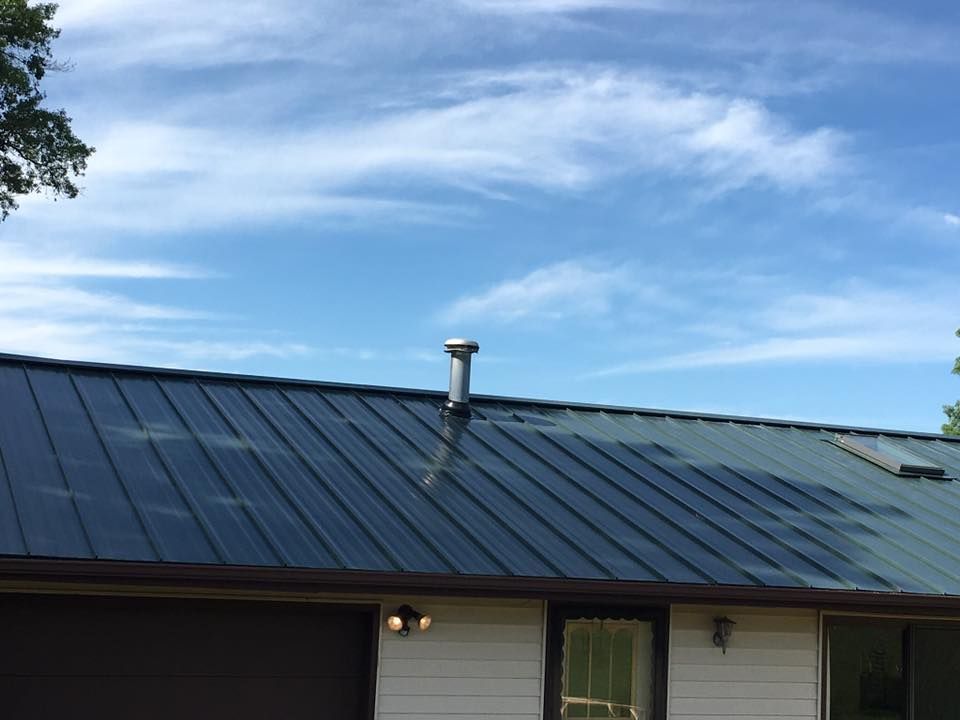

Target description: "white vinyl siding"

left=669, top=606, right=819, bottom=720
left=377, top=596, right=545, bottom=720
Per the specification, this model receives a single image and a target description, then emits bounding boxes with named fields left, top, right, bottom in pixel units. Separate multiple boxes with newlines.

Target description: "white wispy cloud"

left=0, top=243, right=203, bottom=279
left=53, top=0, right=693, bottom=68
left=55, top=0, right=322, bottom=67
left=9, top=0, right=951, bottom=395
left=447, top=259, right=959, bottom=376
left=0, top=243, right=308, bottom=366
left=54, top=1, right=958, bottom=70
left=27, top=0, right=954, bottom=246
left=460, top=0, right=960, bottom=71
left=0, top=317, right=312, bottom=366
left=635, top=2, right=960, bottom=67
left=440, top=259, right=639, bottom=324
left=0, top=285, right=204, bottom=321
left=456, top=0, right=681, bottom=14
left=590, top=281, right=959, bottom=375
left=595, top=336, right=914, bottom=375
left=759, top=286, right=951, bottom=335
left=131, top=340, right=311, bottom=363
left=12, top=67, right=844, bottom=235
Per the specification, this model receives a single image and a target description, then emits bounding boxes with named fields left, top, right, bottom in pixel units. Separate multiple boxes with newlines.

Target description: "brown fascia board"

left=3, top=558, right=960, bottom=615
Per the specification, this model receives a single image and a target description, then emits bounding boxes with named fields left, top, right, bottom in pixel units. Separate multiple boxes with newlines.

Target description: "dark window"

left=828, top=620, right=907, bottom=720
left=825, top=617, right=960, bottom=720
left=545, top=605, right=667, bottom=720
left=913, top=626, right=960, bottom=719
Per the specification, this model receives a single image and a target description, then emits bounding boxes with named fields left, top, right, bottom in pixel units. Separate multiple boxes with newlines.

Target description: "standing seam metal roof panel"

left=2, top=353, right=960, bottom=596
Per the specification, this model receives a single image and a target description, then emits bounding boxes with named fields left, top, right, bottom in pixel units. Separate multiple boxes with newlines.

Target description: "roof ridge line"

left=1, top=350, right=955, bottom=443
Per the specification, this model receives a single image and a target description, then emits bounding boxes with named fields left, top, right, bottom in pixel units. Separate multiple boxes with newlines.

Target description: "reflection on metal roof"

left=2, top=353, right=960, bottom=595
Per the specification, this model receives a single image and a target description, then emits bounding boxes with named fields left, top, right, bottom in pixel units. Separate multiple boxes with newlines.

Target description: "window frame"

left=821, top=615, right=960, bottom=720
left=543, top=604, right=669, bottom=720
left=832, top=434, right=946, bottom=478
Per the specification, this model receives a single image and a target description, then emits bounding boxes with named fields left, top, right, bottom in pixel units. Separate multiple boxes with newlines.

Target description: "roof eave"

left=4, top=558, right=960, bottom=615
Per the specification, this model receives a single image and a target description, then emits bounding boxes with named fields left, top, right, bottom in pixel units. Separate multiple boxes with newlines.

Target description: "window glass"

left=835, top=434, right=945, bottom=476
left=913, top=627, right=960, bottom=720
left=561, top=618, right=653, bottom=720
left=828, top=621, right=907, bottom=720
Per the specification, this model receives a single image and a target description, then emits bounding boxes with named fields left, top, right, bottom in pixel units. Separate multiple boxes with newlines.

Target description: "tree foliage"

left=943, top=329, right=960, bottom=436
left=0, top=1, right=92, bottom=219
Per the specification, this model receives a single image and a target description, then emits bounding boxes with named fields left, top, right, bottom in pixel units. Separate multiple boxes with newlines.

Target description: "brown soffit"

left=3, top=558, right=960, bottom=615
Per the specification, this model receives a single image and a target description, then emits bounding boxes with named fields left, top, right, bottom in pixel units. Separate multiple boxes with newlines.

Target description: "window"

left=912, top=626, right=960, bottom=718
left=833, top=434, right=946, bottom=478
left=825, top=617, right=960, bottom=720
left=545, top=606, right=666, bottom=720
left=828, top=619, right=907, bottom=720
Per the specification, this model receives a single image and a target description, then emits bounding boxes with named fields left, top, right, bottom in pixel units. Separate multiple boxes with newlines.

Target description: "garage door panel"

left=0, top=595, right=376, bottom=720
left=2, top=677, right=364, bottom=720
left=1, top=595, right=372, bottom=678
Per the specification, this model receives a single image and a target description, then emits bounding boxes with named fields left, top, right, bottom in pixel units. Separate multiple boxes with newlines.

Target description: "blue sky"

left=1, top=0, right=958, bottom=432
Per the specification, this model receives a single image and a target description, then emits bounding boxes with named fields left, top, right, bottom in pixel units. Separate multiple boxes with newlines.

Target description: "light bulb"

left=418, top=614, right=432, bottom=631
left=386, top=615, right=404, bottom=632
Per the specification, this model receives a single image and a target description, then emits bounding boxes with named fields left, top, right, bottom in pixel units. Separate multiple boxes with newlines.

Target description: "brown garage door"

left=1, top=594, right=377, bottom=720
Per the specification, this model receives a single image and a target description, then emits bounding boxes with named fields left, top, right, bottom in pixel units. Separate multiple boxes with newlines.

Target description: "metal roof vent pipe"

left=442, top=338, right=479, bottom=418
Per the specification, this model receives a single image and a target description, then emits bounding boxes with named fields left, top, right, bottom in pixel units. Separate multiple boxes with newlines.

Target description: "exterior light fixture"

left=712, top=616, right=736, bottom=654
left=386, top=604, right=431, bottom=637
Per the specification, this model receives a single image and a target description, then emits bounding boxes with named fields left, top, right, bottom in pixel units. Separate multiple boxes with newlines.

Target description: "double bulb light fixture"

left=386, top=605, right=432, bottom=637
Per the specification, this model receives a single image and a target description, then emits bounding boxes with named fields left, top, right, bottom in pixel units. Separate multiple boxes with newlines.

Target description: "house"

left=2, top=340, right=960, bottom=720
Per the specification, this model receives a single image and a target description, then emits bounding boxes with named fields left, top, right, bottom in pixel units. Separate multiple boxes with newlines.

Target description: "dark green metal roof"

left=2, top=352, right=960, bottom=596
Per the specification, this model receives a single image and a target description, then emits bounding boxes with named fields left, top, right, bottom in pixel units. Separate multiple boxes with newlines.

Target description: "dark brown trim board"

left=543, top=604, right=669, bottom=720
left=6, top=558, right=960, bottom=614
left=364, top=603, right=381, bottom=720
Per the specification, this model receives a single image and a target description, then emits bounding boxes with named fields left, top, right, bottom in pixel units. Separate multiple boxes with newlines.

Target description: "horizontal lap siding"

left=378, top=597, right=544, bottom=720
left=669, top=606, right=819, bottom=720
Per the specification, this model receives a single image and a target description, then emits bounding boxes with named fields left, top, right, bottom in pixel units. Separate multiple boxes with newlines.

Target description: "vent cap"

left=442, top=338, right=479, bottom=418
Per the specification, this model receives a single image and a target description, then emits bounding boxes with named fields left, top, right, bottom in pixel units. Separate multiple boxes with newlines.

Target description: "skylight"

left=834, top=434, right=947, bottom=478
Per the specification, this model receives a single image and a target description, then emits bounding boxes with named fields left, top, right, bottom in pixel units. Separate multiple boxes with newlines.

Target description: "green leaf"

left=0, top=2, right=93, bottom=219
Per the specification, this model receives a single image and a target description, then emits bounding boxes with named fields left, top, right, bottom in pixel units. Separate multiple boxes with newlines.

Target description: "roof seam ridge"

left=750, top=424, right=960, bottom=576
left=194, top=380, right=349, bottom=569
left=532, top=405, right=792, bottom=587
left=277, top=387, right=460, bottom=574
left=623, top=414, right=864, bottom=590
left=486, top=403, right=711, bottom=584
left=463, top=404, right=670, bottom=583
left=365, top=394, right=570, bottom=578
left=67, top=373, right=165, bottom=561
left=22, top=365, right=98, bottom=560
left=592, top=410, right=845, bottom=589
left=152, top=377, right=291, bottom=567
left=707, top=420, right=960, bottom=587
left=322, top=391, right=518, bottom=576
left=240, top=383, right=407, bottom=572
left=678, top=418, right=942, bottom=594
left=110, top=373, right=231, bottom=565
left=0, top=399, right=31, bottom=556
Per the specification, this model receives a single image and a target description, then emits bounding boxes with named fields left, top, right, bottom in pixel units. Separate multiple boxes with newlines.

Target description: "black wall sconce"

left=712, top=616, right=736, bottom=654
left=386, top=604, right=432, bottom=637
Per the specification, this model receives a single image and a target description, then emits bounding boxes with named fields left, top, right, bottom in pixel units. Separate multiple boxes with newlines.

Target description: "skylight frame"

left=833, top=433, right=948, bottom=478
